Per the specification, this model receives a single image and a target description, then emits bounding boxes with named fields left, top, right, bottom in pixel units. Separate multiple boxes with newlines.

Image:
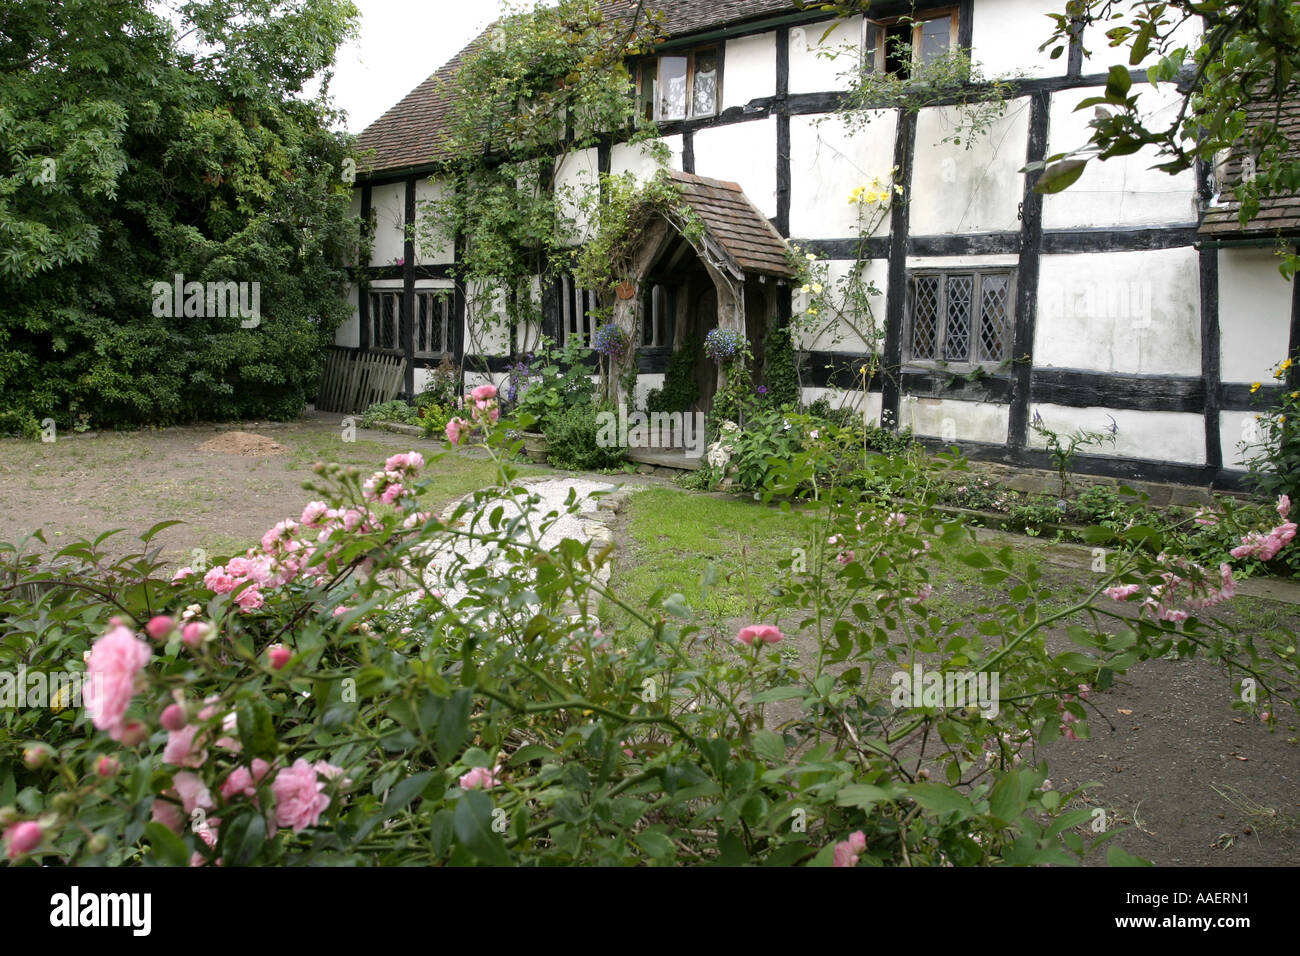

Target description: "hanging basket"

left=615, top=280, right=637, bottom=300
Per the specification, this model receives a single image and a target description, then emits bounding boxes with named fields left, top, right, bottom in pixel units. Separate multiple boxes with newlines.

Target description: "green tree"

left=0, top=0, right=363, bottom=430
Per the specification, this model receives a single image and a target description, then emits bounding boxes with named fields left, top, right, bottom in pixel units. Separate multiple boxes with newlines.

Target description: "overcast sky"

left=330, top=1, right=517, bottom=134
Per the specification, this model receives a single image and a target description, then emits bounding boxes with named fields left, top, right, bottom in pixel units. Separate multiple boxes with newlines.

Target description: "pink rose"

left=459, top=766, right=501, bottom=790
left=736, top=624, right=783, bottom=646
left=446, top=417, right=469, bottom=445
left=160, top=704, right=187, bottom=732
left=1103, top=584, right=1141, bottom=601
left=181, top=621, right=212, bottom=646
left=272, top=759, right=331, bottom=833
left=385, top=452, right=425, bottom=473
left=1279, top=495, right=1292, bottom=520
left=300, top=500, right=330, bottom=526
left=145, top=615, right=175, bottom=641
left=95, top=755, right=120, bottom=778
left=203, top=567, right=238, bottom=595
left=118, top=721, right=149, bottom=747
left=151, top=797, right=183, bottom=833
left=5, top=821, right=42, bottom=859
left=83, top=624, right=151, bottom=741
left=171, top=566, right=194, bottom=583
left=832, top=831, right=866, bottom=867
left=267, top=644, right=292, bottom=670
left=233, top=585, right=264, bottom=612
left=163, top=724, right=207, bottom=768
left=471, top=384, right=498, bottom=402
left=221, top=759, right=271, bottom=803
left=173, top=771, right=214, bottom=816
left=836, top=550, right=855, bottom=565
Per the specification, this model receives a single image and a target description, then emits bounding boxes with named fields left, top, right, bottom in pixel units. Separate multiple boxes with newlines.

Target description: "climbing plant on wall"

left=415, top=0, right=665, bottom=369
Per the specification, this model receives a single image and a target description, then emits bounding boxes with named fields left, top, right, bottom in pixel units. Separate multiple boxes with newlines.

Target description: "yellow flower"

left=808, top=308, right=818, bottom=315
left=800, top=284, right=811, bottom=294
left=1251, top=382, right=1262, bottom=393
left=1292, top=391, right=1299, bottom=399
left=894, top=184, right=905, bottom=195
left=806, top=253, right=817, bottom=261
left=812, top=283, right=823, bottom=294
left=859, top=365, right=868, bottom=375
left=1282, top=358, right=1293, bottom=370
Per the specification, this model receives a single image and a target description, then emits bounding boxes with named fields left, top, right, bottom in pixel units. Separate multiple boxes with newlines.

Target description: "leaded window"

left=906, top=271, right=1013, bottom=365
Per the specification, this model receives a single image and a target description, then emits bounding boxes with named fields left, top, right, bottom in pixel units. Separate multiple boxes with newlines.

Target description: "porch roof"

left=1199, top=98, right=1300, bottom=240
left=668, top=170, right=797, bottom=279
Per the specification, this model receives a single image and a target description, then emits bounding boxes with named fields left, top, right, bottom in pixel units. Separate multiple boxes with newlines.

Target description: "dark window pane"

left=912, top=275, right=939, bottom=359
left=919, top=17, right=950, bottom=65
left=944, top=274, right=973, bottom=361
left=978, top=275, right=1010, bottom=362
left=885, top=23, right=912, bottom=76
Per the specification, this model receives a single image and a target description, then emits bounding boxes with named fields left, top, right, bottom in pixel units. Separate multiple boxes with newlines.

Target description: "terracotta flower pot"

left=615, top=280, right=637, bottom=300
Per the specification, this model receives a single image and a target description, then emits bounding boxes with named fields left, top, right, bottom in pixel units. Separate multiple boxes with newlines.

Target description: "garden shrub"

left=1243, top=355, right=1300, bottom=503
left=1, top=399, right=1296, bottom=867
left=543, top=401, right=626, bottom=472
left=646, top=348, right=698, bottom=415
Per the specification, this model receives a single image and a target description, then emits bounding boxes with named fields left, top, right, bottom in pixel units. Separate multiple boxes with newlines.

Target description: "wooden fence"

left=316, top=348, right=407, bottom=415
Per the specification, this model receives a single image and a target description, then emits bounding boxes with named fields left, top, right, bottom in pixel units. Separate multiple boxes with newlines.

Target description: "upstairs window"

left=636, top=47, right=720, bottom=122
left=864, top=8, right=958, bottom=78
left=905, top=270, right=1013, bottom=366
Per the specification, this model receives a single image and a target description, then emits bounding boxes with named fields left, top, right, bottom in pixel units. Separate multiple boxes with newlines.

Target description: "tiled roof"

left=355, top=1, right=801, bottom=175
left=669, top=170, right=795, bottom=278
left=1199, top=99, right=1300, bottom=238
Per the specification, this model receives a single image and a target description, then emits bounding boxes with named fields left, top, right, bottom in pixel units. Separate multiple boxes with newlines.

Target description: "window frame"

left=636, top=45, right=722, bottom=123
left=414, top=288, right=454, bottom=360
left=903, top=268, right=1016, bottom=369
left=367, top=289, right=403, bottom=353
left=559, top=274, right=599, bottom=347
left=862, top=7, right=959, bottom=78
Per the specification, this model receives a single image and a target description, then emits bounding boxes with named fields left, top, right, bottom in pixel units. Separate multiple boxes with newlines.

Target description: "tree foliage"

left=0, top=0, right=363, bottom=430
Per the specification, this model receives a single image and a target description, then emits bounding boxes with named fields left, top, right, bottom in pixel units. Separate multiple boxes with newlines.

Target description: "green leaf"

left=835, top=784, right=893, bottom=809
left=1107, top=844, right=1153, bottom=867
left=435, top=689, right=473, bottom=759
left=221, top=813, right=267, bottom=865
left=750, top=685, right=808, bottom=704
left=144, top=822, right=189, bottom=867
left=1105, top=64, right=1132, bottom=100
left=236, top=700, right=277, bottom=759
left=753, top=730, right=786, bottom=764
left=383, top=771, right=436, bottom=815
left=906, top=783, right=974, bottom=819
left=453, top=790, right=512, bottom=866
left=1034, top=159, right=1088, bottom=194
left=989, top=771, right=1026, bottom=824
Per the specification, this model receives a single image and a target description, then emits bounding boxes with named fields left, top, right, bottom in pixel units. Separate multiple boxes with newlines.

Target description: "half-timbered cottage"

left=341, top=0, right=1299, bottom=487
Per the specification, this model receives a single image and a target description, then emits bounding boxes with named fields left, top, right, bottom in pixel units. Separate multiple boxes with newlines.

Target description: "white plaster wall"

left=789, top=17, right=862, bottom=94
left=1217, top=247, right=1294, bottom=383
left=414, top=178, right=454, bottom=265
left=723, top=33, right=776, bottom=110
left=1035, top=248, right=1201, bottom=376
left=693, top=116, right=778, bottom=219
left=793, top=258, right=889, bottom=352
left=969, top=0, right=1068, bottom=79
left=464, top=281, right=511, bottom=356
left=1028, top=403, right=1205, bottom=464
left=1219, top=410, right=1271, bottom=470
left=336, top=285, right=360, bottom=348
left=790, top=111, right=897, bottom=239
left=368, top=182, right=406, bottom=267
left=610, top=135, right=683, bottom=182
left=801, top=386, right=884, bottom=427
left=555, top=148, right=600, bottom=243
left=910, top=98, right=1032, bottom=235
left=900, top=397, right=1011, bottom=445
left=1043, top=83, right=1199, bottom=229
left=348, top=191, right=363, bottom=266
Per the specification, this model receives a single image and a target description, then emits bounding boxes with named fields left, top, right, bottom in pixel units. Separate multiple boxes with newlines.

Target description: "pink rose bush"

left=445, top=384, right=499, bottom=445
left=832, top=831, right=867, bottom=867
left=83, top=622, right=151, bottom=741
